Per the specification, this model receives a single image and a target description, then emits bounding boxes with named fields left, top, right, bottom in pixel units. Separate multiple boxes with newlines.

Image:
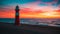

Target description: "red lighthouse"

left=15, top=5, right=20, bottom=26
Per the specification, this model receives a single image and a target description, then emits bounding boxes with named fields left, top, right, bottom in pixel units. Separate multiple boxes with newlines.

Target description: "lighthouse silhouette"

left=15, top=5, right=20, bottom=26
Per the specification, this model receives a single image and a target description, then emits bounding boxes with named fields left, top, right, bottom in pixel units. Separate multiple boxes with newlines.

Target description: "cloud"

left=57, top=0, right=60, bottom=5
left=40, top=0, right=54, bottom=2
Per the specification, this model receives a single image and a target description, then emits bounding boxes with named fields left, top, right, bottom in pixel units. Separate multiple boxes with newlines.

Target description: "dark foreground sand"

left=0, top=22, right=60, bottom=34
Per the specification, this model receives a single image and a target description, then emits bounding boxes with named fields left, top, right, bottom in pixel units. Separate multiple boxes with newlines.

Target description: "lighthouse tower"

left=15, top=5, right=20, bottom=26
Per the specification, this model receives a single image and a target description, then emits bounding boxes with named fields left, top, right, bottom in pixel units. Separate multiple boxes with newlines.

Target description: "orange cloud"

left=0, top=8, right=60, bottom=18
left=0, top=9, right=15, bottom=18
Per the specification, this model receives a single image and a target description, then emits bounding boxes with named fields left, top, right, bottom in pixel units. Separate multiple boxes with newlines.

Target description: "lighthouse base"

left=15, top=22, right=20, bottom=26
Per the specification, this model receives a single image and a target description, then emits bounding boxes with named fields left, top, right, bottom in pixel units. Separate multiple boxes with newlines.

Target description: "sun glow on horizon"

left=20, top=9, right=60, bottom=18
left=0, top=8, right=60, bottom=18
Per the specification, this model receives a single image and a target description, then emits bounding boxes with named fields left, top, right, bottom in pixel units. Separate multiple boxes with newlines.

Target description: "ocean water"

left=0, top=18, right=15, bottom=23
left=0, top=18, right=60, bottom=25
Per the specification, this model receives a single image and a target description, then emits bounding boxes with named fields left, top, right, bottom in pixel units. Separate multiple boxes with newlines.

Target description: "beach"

left=0, top=22, right=60, bottom=34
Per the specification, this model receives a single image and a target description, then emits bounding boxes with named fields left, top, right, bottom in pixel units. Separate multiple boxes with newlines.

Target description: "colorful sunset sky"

left=0, top=0, right=60, bottom=18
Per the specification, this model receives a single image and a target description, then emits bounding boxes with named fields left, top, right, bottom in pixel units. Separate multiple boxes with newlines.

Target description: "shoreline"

left=0, top=22, right=60, bottom=34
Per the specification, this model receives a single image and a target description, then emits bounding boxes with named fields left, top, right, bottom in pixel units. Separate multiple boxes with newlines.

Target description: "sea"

left=0, top=18, right=60, bottom=25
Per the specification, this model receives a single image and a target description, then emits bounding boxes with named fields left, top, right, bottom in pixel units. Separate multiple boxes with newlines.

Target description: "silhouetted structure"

left=15, top=5, right=20, bottom=26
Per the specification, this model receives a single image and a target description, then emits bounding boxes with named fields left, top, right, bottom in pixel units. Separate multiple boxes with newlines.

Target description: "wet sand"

left=0, top=22, right=60, bottom=34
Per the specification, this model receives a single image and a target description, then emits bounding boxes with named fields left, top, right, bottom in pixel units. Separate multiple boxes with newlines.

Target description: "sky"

left=0, top=0, right=60, bottom=18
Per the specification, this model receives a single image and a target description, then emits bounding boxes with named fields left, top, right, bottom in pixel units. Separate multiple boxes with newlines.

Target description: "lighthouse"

left=15, top=5, right=20, bottom=26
